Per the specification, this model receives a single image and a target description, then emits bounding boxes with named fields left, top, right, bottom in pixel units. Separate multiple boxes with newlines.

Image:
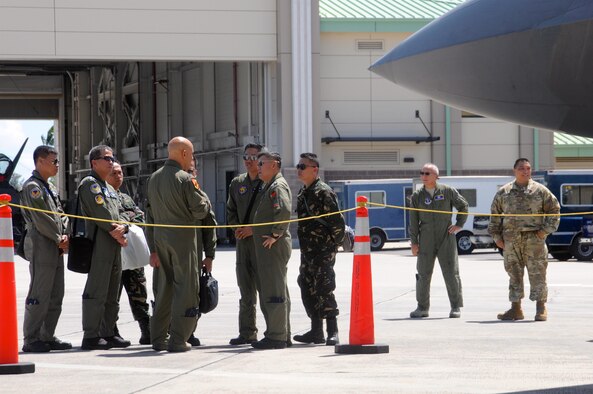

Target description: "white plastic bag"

left=121, top=224, right=150, bottom=270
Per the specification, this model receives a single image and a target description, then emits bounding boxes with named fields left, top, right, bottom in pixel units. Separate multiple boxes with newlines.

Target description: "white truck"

left=413, top=176, right=514, bottom=254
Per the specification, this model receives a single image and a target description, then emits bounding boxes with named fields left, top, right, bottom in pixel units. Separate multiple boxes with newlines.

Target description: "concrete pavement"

left=3, top=245, right=593, bottom=393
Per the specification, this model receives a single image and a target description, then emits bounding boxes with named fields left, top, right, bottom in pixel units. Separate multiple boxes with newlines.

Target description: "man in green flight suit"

left=409, top=163, right=469, bottom=319
left=79, top=145, right=130, bottom=350
left=21, top=145, right=71, bottom=353
left=251, top=151, right=292, bottom=350
left=106, top=162, right=151, bottom=345
left=146, top=137, right=211, bottom=353
left=226, top=143, right=264, bottom=345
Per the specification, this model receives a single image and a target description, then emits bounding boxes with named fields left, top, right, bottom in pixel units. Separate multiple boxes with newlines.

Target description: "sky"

left=0, top=120, right=55, bottom=182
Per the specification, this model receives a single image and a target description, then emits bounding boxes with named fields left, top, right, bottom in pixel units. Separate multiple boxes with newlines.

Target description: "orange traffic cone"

left=0, top=194, right=34, bottom=374
left=335, top=196, right=389, bottom=354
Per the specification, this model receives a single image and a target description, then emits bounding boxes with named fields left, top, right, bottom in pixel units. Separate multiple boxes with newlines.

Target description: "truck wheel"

left=456, top=232, right=475, bottom=255
left=370, top=230, right=386, bottom=251
left=570, top=237, right=593, bottom=261
left=550, top=251, right=571, bottom=261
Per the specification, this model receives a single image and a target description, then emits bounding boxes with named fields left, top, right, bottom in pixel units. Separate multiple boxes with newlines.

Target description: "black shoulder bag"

left=199, top=267, right=219, bottom=314
left=67, top=187, right=98, bottom=274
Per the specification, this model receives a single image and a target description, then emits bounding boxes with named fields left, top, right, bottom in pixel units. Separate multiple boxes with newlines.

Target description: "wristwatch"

left=271, top=233, right=281, bottom=239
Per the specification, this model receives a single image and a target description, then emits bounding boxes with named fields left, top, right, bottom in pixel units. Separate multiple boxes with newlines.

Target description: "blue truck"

left=541, top=170, right=593, bottom=261
left=328, top=179, right=413, bottom=251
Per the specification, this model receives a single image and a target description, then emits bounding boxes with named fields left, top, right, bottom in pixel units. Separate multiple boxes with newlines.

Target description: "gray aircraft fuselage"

left=370, top=0, right=593, bottom=138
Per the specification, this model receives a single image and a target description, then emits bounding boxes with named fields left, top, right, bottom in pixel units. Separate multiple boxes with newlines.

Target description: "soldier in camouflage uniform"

left=106, top=162, right=151, bottom=345
left=489, top=158, right=560, bottom=321
left=20, top=146, right=72, bottom=353
left=226, top=143, right=264, bottom=345
left=79, top=145, right=131, bottom=350
left=409, top=163, right=468, bottom=319
left=294, top=153, right=345, bottom=346
left=251, top=151, right=292, bottom=350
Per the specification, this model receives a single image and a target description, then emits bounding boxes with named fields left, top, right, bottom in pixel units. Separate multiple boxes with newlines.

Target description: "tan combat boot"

left=535, top=301, right=547, bottom=321
left=497, top=301, right=524, bottom=320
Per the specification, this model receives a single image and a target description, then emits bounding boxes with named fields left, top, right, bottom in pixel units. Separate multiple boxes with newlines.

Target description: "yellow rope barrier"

left=1, top=201, right=358, bottom=229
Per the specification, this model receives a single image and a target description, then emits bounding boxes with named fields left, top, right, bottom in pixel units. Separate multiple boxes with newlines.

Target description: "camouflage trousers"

left=503, top=231, right=548, bottom=302
left=118, top=267, right=150, bottom=321
left=297, top=250, right=339, bottom=319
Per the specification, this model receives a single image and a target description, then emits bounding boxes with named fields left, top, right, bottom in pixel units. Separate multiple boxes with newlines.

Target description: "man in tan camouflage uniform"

left=106, top=162, right=151, bottom=345
left=489, top=158, right=560, bottom=321
left=294, top=152, right=344, bottom=346
left=21, top=145, right=71, bottom=352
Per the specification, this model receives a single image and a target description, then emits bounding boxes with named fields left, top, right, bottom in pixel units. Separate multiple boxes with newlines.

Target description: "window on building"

left=561, top=184, right=593, bottom=206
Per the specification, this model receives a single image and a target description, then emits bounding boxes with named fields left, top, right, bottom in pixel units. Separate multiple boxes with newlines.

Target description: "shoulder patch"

left=270, top=190, right=277, bottom=198
left=90, top=183, right=101, bottom=194
left=30, top=186, right=42, bottom=199
left=239, top=185, right=248, bottom=195
left=95, top=195, right=105, bottom=205
left=192, top=178, right=200, bottom=190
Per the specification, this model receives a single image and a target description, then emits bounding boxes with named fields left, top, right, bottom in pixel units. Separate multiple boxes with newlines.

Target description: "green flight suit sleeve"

left=186, top=180, right=211, bottom=221
left=409, top=192, right=420, bottom=245
left=79, top=180, right=117, bottom=233
left=201, top=211, right=217, bottom=259
left=269, top=182, right=292, bottom=236
left=226, top=178, right=240, bottom=225
left=21, top=182, right=62, bottom=244
left=451, top=187, right=469, bottom=228
left=145, top=200, right=155, bottom=253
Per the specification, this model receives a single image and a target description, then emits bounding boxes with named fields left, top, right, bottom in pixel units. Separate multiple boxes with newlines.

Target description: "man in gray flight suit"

left=409, top=163, right=469, bottom=319
left=251, top=151, right=292, bottom=350
left=79, top=145, right=130, bottom=350
left=146, top=137, right=211, bottom=353
left=227, top=143, right=264, bottom=345
left=106, top=162, right=151, bottom=345
left=21, top=145, right=71, bottom=353
left=489, top=158, right=560, bottom=321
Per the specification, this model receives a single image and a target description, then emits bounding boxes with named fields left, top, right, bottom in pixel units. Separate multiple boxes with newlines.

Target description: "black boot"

left=139, top=317, right=151, bottom=345
left=326, top=317, right=339, bottom=346
left=293, top=318, right=325, bottom=344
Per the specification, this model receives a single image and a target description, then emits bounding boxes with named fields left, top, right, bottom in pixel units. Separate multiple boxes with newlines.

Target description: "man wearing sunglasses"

left=79, top=145, right=131, bottom=350
left=409, top=163, right=468, bottom=319
left=294, top=152, right=345, bottom=346
left=20, top=145, right=71, bottom=352
left=226, top=143, right=265, bottom=345
left=251, top=151, right=292, bottom=350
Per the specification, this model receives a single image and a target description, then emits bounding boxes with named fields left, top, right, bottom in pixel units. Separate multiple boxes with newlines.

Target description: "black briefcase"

left=67, top=235, right=94, bottom=274
left=199, top=267, right=218, bottom=314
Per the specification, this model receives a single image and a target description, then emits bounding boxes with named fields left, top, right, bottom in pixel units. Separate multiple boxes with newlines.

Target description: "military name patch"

left=30, top=186, right=42, bottom=199
left=239, top=186, right=248, bottom=195
left=192, top=178, right=200, bottom=190
left=90, top=183, right=101, bottom=194
left=95, top=195, right=105, bottom=205
left=434, top=194, right=444, bottom=201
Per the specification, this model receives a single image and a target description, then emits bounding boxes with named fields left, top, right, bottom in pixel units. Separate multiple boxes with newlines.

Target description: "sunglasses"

left=242, top=154, right=258, bottom=161
left=47, top=158, right=59, bottom=165
left=96, top=156, right=116, bottom=163
left=420, top=172, right=433, bottom=176
left=296, top=163, right=318, bottom=170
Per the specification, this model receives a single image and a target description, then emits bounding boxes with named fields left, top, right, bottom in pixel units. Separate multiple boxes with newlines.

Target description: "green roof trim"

left=554, top=132, right=593, bottom=158
left=320, top=0, right=464, bottom=19
left=321, top=19, right=432, bottom=32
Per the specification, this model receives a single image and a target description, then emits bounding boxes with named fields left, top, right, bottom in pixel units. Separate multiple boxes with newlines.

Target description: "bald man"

left=146, top=137, right=211, bottom=352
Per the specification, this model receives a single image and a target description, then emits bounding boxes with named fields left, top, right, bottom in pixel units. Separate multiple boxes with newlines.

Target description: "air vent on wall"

left=344, top=151, right=399, bottom=165
left=356, top=40, right=384, bottom=51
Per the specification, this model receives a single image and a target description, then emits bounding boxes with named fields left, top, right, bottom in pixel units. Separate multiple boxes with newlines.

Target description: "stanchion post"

left=0, top=194, right=35, bottom=374
left=335, top=196, right=389, bottom=354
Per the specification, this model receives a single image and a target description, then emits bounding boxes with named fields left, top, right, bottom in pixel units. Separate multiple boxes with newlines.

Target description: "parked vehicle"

left=328, top=179, right=413, bottom=251
left=413, top=176, right=514, bottom=254
left=0, top=138, right=28, bottom=247
left=540, top=170, right=593, bottom=261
